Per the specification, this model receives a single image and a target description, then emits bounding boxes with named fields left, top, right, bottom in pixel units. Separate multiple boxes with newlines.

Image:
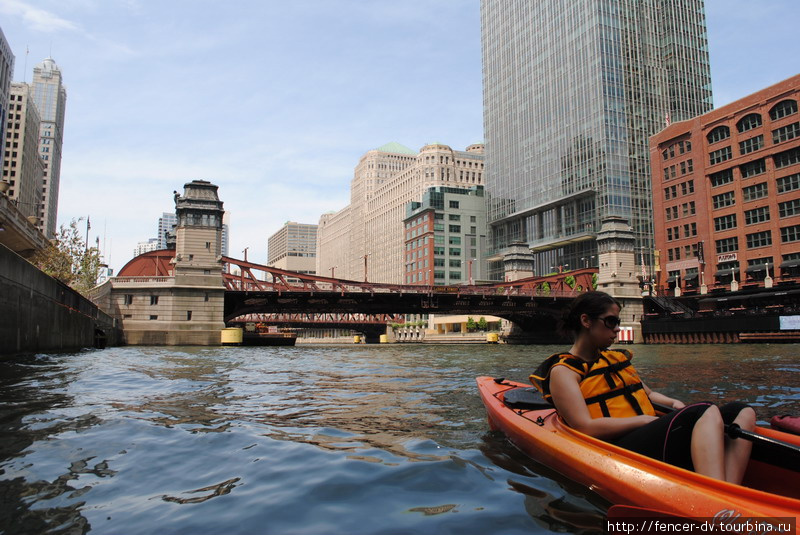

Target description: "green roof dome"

left=375, top=142, right=416, bottom=155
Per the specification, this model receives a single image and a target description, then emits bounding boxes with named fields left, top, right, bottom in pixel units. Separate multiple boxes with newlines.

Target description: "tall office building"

left=480, top=1, right=713, bottom=278
left=3, top=82, right=45, bottom=218
left=0, top=28, right=13, bottom=173
left=267, top=222, right=317, bottom=275
left=30, top=57, right=67, bottom=239
left=157, top=212, right=178, bottom=249
left=317, top=142, right=485, bottom=283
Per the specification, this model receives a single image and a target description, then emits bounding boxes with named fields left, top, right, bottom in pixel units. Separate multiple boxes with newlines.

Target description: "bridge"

left=116, top=250, right=597, bottom=342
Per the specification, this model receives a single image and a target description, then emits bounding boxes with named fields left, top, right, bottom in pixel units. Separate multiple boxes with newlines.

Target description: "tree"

left=31, top=218, right=102, bottom=297
left=466, top=317, right=477, bottom=332
left=477, top=317, right=488, bottom=331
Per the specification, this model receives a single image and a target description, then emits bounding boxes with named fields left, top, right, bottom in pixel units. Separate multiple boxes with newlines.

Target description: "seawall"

left=0, top=243, right=121, bottom=356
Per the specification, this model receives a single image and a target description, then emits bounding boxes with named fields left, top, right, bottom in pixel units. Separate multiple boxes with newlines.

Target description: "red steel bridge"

left=118, top=251, right=597, bottom=342
left=221, top=257, right=596, bottom=342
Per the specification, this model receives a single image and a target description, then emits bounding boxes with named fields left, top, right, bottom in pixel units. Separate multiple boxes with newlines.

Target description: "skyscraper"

left=30, top=57, right=67, bottom=239
left=3, top=82, right=45, bottom=219
left=480, top=0, right=713, bottom=278
left=0, top=28, right=13, bottom=174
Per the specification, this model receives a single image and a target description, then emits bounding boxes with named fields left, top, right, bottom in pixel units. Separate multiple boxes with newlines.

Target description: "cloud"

left=0, top=0, right=79, bottom=32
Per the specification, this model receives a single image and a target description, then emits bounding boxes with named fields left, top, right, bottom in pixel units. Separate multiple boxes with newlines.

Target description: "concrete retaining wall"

left=0, top=243, right=121, bottom=355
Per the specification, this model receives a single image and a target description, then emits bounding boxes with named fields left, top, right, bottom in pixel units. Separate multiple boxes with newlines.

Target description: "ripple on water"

left=0, top=344, right=797, bottom=534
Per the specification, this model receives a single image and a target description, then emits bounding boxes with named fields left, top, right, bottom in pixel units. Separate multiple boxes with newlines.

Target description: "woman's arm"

left=642, top=383, right=686, bottom=409
left=549, top=365, right=657, bottom=440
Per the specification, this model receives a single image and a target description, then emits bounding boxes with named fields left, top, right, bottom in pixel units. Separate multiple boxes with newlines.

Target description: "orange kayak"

left=477, top=376, right=800, bottom=527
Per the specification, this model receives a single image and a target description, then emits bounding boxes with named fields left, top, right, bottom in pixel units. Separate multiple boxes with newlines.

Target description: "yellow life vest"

left=530, top=349, right=656, bottom=418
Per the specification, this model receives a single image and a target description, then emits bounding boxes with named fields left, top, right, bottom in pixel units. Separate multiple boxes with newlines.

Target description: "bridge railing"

left=113, top=276, right=173, bottom=284
left=222, top=255, right=596, bottom=298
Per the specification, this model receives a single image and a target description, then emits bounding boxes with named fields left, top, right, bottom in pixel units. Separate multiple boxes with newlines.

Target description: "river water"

left=1, top=343, right=798, bottom=535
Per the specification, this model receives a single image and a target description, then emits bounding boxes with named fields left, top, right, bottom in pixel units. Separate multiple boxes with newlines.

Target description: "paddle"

left=652, top=403, right=800, bottom=473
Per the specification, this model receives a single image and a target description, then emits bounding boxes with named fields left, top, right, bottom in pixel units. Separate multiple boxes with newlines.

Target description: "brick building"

left=650, top=74, right=800, bottom=294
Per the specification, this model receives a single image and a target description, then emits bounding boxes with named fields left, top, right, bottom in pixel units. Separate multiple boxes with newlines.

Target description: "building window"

left=714, top=214, right=737, bottom=232
left=186, top=311, right=192, bottom=321
left=449, top=248, right=461, bottom=256
left=715, top=237, right=739, bottom=254
left=744, top=206, right=770, bottom=225
left=450, top=272, right=462, bottom=281
left=449, top=259, right=461, bottom=268
left=736, top=113, right=762, bottom=133
left=149, top=315, right=158, bottom=320
left=773, top=122, right=800, bottom=144
left=707, top=125, right=730, bottom=144
left=779, top=198, right=800, bottom=218
left=448, top=225, right=461, bottom=233
left=150, top=295, right=159, bottom=305
left=746, top=231, right=772, bottom=249
left=712, top=191, right=736, bottom=209
left=123, top=294, right=133, bottom=305
left=769, top=99, right=798, bottom=121
left=777, top=172, right=800, bottom=194
left=434, top=270, right=446, bottom=280
left=774, top=147, right=800, bottom=169
left=709, top=169, right=734, bottom=187
left=781, top=225, right=800, bottom=243
left=742, top=182, right=768, bottom=202
left=448, top=214, right=460, bottom=221
left=739, top=135, right=763, bottom=155
left=449, top=201, right=459, bottom=209
left=448, top=236, right=461, bottom=245
left=709, top=146, right=732, bottom=165
left=740, top=159, right=766, bottom=179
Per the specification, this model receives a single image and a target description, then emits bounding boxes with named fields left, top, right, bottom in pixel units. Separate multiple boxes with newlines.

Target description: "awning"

left=780, top=259, right=800, bottom=269
left=683, top=272, right=699, bottom=281
left=666, top=275, right=678, bottom=283
left=714, top=268, right=739, bottom=278
left=745, top=264, right=769, bottom=274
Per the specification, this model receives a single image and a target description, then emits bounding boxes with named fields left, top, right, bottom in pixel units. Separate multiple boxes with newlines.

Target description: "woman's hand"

left=671, top=400, right=686, bottom=409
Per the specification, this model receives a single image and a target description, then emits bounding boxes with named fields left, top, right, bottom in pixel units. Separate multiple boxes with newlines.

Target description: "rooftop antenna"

left=23, top=46, right=29, bottom=82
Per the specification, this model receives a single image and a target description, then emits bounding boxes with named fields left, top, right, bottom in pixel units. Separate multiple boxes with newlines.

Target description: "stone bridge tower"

left=93, top=180, right=226, bottom=345
left=596, top=216, right=644, bottom=340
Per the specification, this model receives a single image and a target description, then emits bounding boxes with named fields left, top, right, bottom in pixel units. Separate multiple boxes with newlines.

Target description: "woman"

left=530, top=291, right=755, bottom=484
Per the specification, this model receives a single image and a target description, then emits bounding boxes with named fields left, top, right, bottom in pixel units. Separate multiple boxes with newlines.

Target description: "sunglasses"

left=595, top=315, right=621, bottom=329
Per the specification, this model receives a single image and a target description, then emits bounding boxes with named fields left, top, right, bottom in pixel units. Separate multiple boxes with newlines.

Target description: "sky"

left=0, top=0, right=798, bottom=273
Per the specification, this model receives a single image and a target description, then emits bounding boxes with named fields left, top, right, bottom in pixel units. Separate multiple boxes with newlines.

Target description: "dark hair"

left=559, top=291, right=621, bottom=339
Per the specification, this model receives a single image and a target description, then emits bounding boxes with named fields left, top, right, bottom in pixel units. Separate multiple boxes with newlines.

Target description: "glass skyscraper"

left=481, top=0, right=713, bottom=278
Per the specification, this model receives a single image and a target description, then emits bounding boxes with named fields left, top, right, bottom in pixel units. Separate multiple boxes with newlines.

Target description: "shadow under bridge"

left=222, top=258, right=594, bottom=343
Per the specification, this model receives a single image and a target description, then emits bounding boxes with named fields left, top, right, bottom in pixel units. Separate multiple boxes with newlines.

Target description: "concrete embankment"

left=0, top=243, right=121, bottom=356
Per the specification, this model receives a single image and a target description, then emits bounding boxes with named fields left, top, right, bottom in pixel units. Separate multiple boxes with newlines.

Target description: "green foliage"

left=564, top=275, right=576, bottom=289
left=592, top=273, right=598, bottom=290
left=466, top=316, right=477, bottom=332
left=477, top=317, right=488, bottom=331
left=31, top=218, right=102, bottom=297
left=540, top=281, right=551, bottom=295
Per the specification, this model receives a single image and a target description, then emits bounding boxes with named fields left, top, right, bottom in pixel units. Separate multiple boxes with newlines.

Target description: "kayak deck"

left=477, top=376, right=800, bottom=523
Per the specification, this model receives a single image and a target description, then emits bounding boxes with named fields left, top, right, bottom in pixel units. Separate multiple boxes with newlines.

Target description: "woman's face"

left=581, top=303, right=621, bottom=349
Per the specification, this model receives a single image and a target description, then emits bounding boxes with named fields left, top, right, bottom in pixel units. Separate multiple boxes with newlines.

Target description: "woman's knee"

left=734, top=406, right=756, bottom=431
left=696, top=404, right=724, bottom=431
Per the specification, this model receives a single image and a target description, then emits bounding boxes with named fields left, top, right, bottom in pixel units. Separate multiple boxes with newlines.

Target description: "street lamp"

left=468, top=258, right=476, bottom=285
left=363, top=253, right=371, bottom=282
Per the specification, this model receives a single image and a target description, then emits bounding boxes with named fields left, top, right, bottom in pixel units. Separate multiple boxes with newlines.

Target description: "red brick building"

left=650, top=74, right=800, bottom=294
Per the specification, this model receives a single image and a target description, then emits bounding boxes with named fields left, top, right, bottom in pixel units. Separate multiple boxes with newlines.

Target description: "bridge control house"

left=92, top=180, right=227, bottom=345
left=650, top=74, right=800, bottom=295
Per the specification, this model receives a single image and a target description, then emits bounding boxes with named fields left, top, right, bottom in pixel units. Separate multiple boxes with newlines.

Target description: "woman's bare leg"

left=724, top=407, right=756, bottom=484
left=690, top=405, right=726, bottom=481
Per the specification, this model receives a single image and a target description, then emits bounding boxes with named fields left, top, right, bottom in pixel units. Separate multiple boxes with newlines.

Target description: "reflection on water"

left=0, top=344, right=797, bottom=534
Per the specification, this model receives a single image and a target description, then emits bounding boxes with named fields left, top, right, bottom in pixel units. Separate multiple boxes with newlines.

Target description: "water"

left=1, top=343, right=798, bottom=535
